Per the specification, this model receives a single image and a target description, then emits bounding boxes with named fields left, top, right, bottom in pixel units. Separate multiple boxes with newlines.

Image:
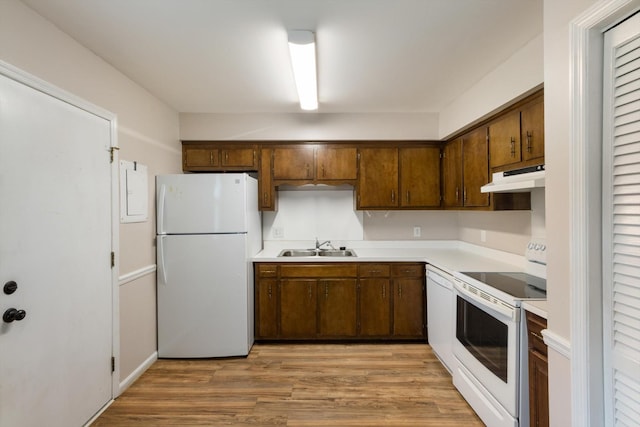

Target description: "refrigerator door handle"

left=158, top=184, right=166, bottom=235
left=158, top=235, right=168, bottom=285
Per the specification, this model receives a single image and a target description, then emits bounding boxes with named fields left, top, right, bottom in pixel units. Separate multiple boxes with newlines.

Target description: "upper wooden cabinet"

left=399, top=146, right=441, bottom=208
left=316, top=146, right=358, bottom=181
left=357, top=145, right=441, bottom=210
left=182, top=143, right=258, bottom=172
left=259, top=147, right=276, bottom=211
left=488, top=93, right=544, bottom=170
left=442, top=128, right=490, bottom=208
left=272, top=145, right=358, bottom=183
left=358, top=147, right=399, bottom=208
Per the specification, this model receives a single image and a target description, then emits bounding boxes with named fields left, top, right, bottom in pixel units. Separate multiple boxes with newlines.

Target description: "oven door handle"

left=453, top=280, right=516, bottom=320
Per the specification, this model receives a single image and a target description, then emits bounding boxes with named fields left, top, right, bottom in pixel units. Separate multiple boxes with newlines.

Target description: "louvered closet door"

left=602, top=11, right=640, bottom=427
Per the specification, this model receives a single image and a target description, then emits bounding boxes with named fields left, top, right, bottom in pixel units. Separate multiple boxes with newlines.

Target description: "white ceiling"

left=21, top=0, right=542, bottom=114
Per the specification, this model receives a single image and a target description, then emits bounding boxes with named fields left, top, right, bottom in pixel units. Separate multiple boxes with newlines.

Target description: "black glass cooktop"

left=460, top=272, right=547, bottom=299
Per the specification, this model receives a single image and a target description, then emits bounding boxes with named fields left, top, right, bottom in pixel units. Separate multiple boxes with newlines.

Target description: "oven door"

left=452, top=279, right=519, bottom=419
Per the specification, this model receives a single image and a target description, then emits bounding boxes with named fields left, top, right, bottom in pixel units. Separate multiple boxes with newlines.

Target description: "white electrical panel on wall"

left=119, top=160, right=148, bottom=223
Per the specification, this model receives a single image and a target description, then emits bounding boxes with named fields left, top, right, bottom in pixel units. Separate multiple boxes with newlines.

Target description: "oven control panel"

left=526, top=238, right=547, bottom=265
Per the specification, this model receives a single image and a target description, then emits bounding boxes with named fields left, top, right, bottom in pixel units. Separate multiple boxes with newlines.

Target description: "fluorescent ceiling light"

left=288, top=30, right=318, bottom=111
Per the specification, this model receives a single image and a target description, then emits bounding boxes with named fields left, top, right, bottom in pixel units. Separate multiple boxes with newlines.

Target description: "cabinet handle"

left=406, top=191, right=410, bottom=204
left=464, top=188, right=468, bottom=203
left=382, top=284, right=386, bottom=298
left=398, top=284, right=402, bottom=297
left=306, top=164, right=311, bottom=178
left=268, top=284, right=272, bottom=300
left=263, top=192, right=268, bottom=204
left=325, top=283, right=329, bottom=299
left=526, top=131, right=532, bottom=153
left=391, top=190, right=395, bottom=203
left=225, top=151, right=229, bottom=164
left=455, top=187, right=459, bottom=201
left=510, top=137, right=516, bottom=157
left=322, top=165, right=325, bottom=178
left=210, top=152, right=214, bottom=165
left=308, top=283, right=313, bottom=299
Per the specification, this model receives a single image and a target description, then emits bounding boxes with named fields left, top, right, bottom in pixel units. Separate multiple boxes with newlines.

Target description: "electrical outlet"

left=273, top=226, right=284, bottom=239
left=413, top=226, right=421, bottom=238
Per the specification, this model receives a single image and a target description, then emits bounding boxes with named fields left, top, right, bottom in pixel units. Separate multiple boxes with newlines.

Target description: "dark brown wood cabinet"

left=526, top=311, right=549, bottom=427
left=315, top=146, right=358, bottom=181
left=259, top=147, right=276, bottom=211
left=357, top=147, right=399, bottom=208
left=358, top=146, right=441, bottom=209
left=488, top=93, right=545, bottom=170
left=391, top=264, right=426, bottom=338
left=358, top=264, right=392, bottom=337
left=443, top=127, right=490, bottom=208
left=182, top=143, right=258, bottom=171
left=273, top=146, right=315, bottom=180
left=399, top=146, right=441, bottom=208
left=254, top=262, right=425, bottom=341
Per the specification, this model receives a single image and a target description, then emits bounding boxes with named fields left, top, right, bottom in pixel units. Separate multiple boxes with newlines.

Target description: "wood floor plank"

left=93, top=343, right=483, bottom=426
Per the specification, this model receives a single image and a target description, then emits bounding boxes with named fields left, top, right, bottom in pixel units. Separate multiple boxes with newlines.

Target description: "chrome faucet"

left=315, top=238, right=335, bottom=250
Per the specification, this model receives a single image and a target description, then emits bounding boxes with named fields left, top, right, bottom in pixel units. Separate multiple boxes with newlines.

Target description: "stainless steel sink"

left=317, top=249, right=357, bottom=257
left=277, top=249, right=357, bottom=257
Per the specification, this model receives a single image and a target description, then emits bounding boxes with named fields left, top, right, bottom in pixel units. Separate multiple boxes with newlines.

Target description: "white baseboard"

left=119, top=351, right=158, bottom=394
left=118, top=264, right=156, bottom=286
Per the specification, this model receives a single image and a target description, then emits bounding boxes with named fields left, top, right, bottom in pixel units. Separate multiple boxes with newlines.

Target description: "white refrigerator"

left=156, top=173, right=261, bottom=358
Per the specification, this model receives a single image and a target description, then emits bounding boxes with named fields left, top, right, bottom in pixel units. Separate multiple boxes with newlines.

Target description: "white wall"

left=180, top=112, right=440, bottom=140
left=0, top=0, right=182, bottom=386
left=438, top=34, right=544, bottom=139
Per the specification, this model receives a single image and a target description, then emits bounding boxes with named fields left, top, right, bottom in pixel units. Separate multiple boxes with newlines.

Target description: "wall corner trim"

left=119, top=351, right=158, bottom=395
left=118, top=264, right=157, bottom=286
left=542, top=329, right=571, bottom=359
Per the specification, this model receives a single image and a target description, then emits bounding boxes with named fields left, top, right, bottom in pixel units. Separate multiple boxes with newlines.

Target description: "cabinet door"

left=273, top=146, right=315, bottom=180
left=462, top=127, right=490, bottom=207
left=442, top=139, right=463, bottom=207
left=399, top=146, right=441, bottom=207
left=358, top=148, right=399, bottom=208
left=359, top=278, right=391, bottom=336
left=488, top=110, right=521, bottom=168
left=221, top=147, right=257, bottom=169
left=280, top=280, right=317, bottom=338
left=259, top=148, right=275, bottom=211
left=316, top=146, right=358, bottom=180
left=318, top=279, right=357, bottom=337
left=521, top=97, right=545, bottom=162
left=392, top=278, right=425, bottom=337
left=529, top=349, right=549, bottom=427
left=183, top=147, right=219, bottom=169
left=256, top=279, right=278, bottom=338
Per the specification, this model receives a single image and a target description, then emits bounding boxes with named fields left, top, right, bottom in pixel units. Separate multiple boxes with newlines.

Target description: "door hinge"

left=109, top=146, right=120, bottom=163
left=111, top=251, right=115, bottom=268
left=111, top=356, right=115, bottom=373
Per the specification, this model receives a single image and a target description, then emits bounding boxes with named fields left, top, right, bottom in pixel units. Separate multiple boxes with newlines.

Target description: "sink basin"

left=277, top=249, right=357, bottom=257
left=317, top=249, right=357, bottom=257
left=278, top=249, right=318, bottom=257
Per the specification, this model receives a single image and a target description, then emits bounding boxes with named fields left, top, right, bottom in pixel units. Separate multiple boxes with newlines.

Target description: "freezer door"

left=157, top=174, right=252, bottom=234
left=157, top=234, right=251, bottom=357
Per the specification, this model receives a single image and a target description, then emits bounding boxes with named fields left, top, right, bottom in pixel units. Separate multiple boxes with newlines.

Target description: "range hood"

left=481, top=164, right=545, bottom=193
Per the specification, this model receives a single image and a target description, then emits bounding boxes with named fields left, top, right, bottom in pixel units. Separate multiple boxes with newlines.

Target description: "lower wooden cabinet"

left=526, top=311, right=549, bottom=427
left=254, top=262, right=426, bottom=341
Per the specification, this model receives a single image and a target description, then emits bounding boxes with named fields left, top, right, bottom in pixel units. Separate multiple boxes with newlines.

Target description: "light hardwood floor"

left=94, top=343, right=483, bottom=426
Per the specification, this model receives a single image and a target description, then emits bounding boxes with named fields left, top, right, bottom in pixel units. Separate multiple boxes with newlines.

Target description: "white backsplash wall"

left=263, top=189, right=364, bottom=242
left=362, top=210, right=459, bottom=240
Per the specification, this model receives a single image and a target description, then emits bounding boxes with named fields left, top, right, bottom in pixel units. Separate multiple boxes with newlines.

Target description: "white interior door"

left=0, top=68, right=113, bottom=426
left=602, top=11, right=640, bottom=427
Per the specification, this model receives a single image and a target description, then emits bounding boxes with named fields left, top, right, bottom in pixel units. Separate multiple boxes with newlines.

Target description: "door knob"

left=3, top=308, right=26, bottom=323
left=3, top=281, right=18, bottom=295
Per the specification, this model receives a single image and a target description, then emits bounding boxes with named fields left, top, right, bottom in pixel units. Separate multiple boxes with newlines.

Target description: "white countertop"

left=522, top=300, right=548, bottom=319
left=253, top=240, right=527, bottom=276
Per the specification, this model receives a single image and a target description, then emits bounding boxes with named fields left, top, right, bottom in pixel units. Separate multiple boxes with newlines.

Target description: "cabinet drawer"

left=391, top=263, right=424, bottom=277
left=526, top=311, right=547, bottom=357
left=280, top=264, right=358, bottom=278
left=359, top=264, right=390, bottom=277
left=256, top=264, right=278, bottom=277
